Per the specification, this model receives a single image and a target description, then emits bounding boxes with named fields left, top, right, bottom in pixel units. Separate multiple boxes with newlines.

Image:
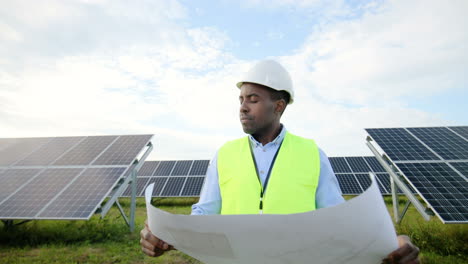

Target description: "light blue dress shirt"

left=191, top=126, right=345, bottom=215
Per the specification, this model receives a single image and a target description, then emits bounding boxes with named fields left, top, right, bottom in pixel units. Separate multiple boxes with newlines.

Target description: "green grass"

left=0, top=196, right=466, bottom=264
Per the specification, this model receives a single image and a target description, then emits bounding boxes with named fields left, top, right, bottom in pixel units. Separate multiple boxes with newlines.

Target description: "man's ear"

left=275, top=99, right=287, bottom=115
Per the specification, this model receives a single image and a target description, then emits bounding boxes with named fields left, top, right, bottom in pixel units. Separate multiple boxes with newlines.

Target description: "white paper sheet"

left=145, top=174, right=398, bottom=264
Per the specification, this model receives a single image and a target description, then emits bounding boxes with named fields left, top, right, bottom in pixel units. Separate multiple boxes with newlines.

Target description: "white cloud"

left=288, top=0, right=468, bottom=105
left=0, top=0, right=466, bottom=160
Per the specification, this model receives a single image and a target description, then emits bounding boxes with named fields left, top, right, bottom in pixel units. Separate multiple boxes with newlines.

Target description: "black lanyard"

left=248, top=139, right=284, bottom=213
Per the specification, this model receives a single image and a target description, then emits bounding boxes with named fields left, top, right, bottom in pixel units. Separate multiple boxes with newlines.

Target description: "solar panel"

left=345, top=157, right=371, bottom=173
left=121, top=160, right=210, bottom=198
left=336, top=174, right=362, bottom=195
left=396, top=162, right=467, bottom=222
left=0, top=138, right=51, bottom=166
left=153, top=161, right=176, bottom=176
left=0, top=169, right=42, bottom=203
left=407, top=127, right=468, bottom=160
left=366, top=128, right=440, bottom=161
left=137, top=161, right=160, bottom=176
left=93, top=135, right=152, bottom=165
left=171, top=160, right=193, bottom=176
left=367, top=126, right=468, bottom=223
left=181, top=177, right=205, bottom=196
left=0, top=134, right=153, bottom=221
left=329, top=157, right=352, bottom=173
left=448, top=126, right=468, bottom=141
left=354, top=173, right=372, bottom=191
left=0, top=168, right=83, bottom=219
left=0, top=138, right=19, bottom=152
left=160, top=177, right=186, bottom=196
left=38, top=167, right=127, bottom=219
left=363, top=156, right=386, bottom=172
left=122, top=177, right=151, bottom=197
left=149, top=177, right=169, bottom=196
left=375, top=173, right=390, bottom=194
left=53, top=136, right=117, bottom=166
left=450, top=162, right=468, bottom=176
left=16, top=137, right=84, bottom=166
left=189, top=160, right=210, bottom=175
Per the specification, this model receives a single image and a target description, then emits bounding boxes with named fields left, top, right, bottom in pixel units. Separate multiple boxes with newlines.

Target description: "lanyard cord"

left=248, top=139, right=284, bottom=211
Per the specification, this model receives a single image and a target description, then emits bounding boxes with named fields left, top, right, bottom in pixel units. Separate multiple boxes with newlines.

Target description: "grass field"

left=0, top=196, right=466, bottom=264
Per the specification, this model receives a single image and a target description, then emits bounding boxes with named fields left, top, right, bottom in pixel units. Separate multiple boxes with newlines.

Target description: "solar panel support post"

left=129, top=168, right=137, bottom=232
left=366, top=139, right=431, bottom=223
left=99, top=141, right=153, bottom=232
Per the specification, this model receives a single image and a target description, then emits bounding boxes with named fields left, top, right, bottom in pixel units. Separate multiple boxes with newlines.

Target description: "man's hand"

left=382, top=235, right=420, bottom=264
left=140, top=220, right=174, bottom=257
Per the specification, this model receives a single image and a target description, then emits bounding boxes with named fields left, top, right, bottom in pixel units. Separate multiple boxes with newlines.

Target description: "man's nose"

left=240, top=101, right=249, bottom=113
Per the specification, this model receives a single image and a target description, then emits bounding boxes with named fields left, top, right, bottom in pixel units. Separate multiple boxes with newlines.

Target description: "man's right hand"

left=140, top=220, right=174, bottom=257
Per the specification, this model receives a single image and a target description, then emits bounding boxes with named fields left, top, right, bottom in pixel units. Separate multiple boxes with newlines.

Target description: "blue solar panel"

left=336, top=174, right=362, bottom=195
left=181, top=177, right=205, bottom=197
left=329, top=157, right=352, bottom=173
left=450, top=162, right=468, bottom=176
left=396, top=162, right=467, bottom=223
left=407, top=127, right=468, bottom=160
left=153, top=161, right=176, bottom=176
left=171, top=160, right=193, bottom=176
left=149, top=177, right=169, bottom=196
left=137, top=161, right=159, bottom=176
left=375, top=173, right=390, bottom=194
left=448, top=126, right=468, bottom=141
left=345, top=157, right=371, bottom=173
left=366, top=128, right=440, bottom=161
left=363, top=156, right=386, bottom=172
left=354, top=173, right=372, bottom=191
left=189, top=160, right=209, bottom=175
left=122, top=177, right=151, bottom=197
left=161, top=177, right=186, bottom=197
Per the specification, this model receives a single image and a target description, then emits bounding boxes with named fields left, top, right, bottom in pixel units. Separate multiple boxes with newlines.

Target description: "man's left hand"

left=382, top=235, right=420, bottom=264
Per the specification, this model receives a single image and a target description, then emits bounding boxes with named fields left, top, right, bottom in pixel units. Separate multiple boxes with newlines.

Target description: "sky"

left=1, top=0, right=467, bottom=161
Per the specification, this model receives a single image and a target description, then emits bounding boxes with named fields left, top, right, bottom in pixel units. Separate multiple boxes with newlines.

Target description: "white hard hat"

left=236, top=60, right=294, bottom=104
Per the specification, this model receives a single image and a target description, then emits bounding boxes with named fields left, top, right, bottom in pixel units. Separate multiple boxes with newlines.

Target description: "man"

left=141, top=60, right=420, bottom=263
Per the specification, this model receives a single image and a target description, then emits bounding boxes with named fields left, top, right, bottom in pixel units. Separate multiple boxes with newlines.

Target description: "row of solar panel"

left=328, top=156, right=386, bottom=174
left=366, top=126, right=468, bottom=162
left=123, top=172, right=396, bottom=198
left=122, top=176, right=206, bottom=197
left=0, top=167, right=128, bottom=219
left=136, top=160, right=210, bottom=176
left=137, top=156, right=386, bottom=177
left=0, top=135, right=152, bottom=167
left=122, top=157, right=396, bottom=198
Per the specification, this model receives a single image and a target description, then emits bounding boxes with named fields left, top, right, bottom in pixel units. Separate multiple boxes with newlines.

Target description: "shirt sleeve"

left=315, top=148, right=345, bottom=209
left=191, top=152, right=222, bottom=215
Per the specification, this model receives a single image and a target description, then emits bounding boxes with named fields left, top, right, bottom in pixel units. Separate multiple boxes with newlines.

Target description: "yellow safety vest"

left=218, top=132, right=320, bottom=214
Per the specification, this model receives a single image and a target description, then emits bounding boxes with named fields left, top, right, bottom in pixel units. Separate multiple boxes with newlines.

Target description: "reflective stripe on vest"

left=217, top=132, right=320, bottom=215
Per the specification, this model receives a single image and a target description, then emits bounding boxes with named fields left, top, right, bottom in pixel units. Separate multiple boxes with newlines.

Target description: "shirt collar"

left=248, top=124, right=287, bottom=148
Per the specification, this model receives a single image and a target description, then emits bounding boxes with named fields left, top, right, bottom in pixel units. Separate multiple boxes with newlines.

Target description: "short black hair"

left=269, top=89, right=290, bottom=105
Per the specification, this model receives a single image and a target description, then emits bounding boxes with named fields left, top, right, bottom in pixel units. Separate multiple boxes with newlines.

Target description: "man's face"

left=239, top=83, right=277, bottom=135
